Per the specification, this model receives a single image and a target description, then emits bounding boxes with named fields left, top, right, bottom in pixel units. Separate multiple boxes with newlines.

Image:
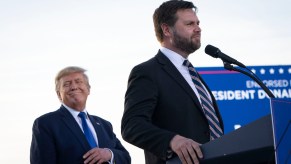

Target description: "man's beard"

left=172, top=29, right=201, bottom=54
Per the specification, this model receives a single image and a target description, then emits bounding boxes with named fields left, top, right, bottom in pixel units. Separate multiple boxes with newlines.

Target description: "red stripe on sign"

left=198, top=70, right=240, bottom=74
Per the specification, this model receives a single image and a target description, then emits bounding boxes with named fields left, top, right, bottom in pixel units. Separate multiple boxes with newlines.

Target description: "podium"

left=167, top=98, right=291, bottom=164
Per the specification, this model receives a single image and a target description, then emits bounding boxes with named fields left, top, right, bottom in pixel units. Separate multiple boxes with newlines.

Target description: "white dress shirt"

left=63, top=104, right=114, bottom=163
left=64, top=104, right=99, bottom=146
left=160, top=47, right=212, bottom=104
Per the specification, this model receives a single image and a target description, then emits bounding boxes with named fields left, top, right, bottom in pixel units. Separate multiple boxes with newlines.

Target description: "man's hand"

left=83, top=148, right=112, bottom=164
left=170, top=135, right=203, bottom=164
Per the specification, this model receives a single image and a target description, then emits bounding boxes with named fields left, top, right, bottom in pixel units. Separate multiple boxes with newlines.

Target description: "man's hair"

left=153, top=0, right=197, bottom=43
left=55, top=66, right=90, bottom=92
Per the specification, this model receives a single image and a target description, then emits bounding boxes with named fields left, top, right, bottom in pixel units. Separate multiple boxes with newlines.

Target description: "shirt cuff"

left=104, top=148, right=114, bottom=164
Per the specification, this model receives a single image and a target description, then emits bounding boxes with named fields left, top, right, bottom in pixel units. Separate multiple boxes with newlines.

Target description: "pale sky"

left=0, top=0, right=290, bottom=163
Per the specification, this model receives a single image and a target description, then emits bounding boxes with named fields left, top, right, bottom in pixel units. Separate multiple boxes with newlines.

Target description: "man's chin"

left=190, top=44, right=201, bottom=53
left=197, top=43, right=201, bottom=50
left=69, top=95, right=85, bottom=103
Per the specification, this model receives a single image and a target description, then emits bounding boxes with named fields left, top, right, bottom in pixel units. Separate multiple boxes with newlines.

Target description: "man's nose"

left=70, top=83, right=78, bottom=90
left=195, top=25, right=201, bottom=32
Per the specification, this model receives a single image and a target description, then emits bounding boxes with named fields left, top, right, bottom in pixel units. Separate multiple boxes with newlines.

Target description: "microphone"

left=205, top=44, right=246, bottom=68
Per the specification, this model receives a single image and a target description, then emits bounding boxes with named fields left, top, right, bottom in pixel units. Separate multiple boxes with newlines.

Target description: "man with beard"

left=121, top=0, right=224, bottom=164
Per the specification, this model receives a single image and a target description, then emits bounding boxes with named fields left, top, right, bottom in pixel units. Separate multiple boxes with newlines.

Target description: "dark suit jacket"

left=121, top=51, right=224, bottom=164
left=30, top=105, right=131, bottom=164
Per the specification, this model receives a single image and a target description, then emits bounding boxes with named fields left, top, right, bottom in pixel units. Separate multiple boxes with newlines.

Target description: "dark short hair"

left=153, top=0, right=197, bottom=42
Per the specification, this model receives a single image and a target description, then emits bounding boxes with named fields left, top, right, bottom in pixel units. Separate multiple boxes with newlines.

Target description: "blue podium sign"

left=196, top=65, right=291, bottom=133
left=270, top=98, right=291, bottom=164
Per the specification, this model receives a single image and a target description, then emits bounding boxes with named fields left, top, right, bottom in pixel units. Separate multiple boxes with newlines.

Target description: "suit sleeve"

left=121, top=65, right=176, bottom=159
left=109, top=137, right=131, bottom=164
left=30, top=117, right=57, bottom=164
left=97, top=119, right=131, bottom=164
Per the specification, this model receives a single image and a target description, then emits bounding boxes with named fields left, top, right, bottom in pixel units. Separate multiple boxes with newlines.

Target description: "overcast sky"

left=0, top=0, right=290, bottom=163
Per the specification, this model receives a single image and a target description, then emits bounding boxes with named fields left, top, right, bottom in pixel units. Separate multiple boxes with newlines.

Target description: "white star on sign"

left=260, top=69, right=265, bottom=74
left=269, top=68, right=275, bottom=74
left=279, top=68, right=284, bottom=74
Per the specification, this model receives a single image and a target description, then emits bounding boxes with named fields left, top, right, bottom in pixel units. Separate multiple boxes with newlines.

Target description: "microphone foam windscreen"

left=205, top=45, right=219, bottom=57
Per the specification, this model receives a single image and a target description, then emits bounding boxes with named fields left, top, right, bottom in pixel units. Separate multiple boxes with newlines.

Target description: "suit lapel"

left=87, top=114, right=105, bottom=148
left=59, top=106, right=91, bottom=150
left=155, top=51, right=204, bottom=114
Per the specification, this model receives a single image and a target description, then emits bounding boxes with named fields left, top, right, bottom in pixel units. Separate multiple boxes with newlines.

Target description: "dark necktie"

left=183, top=60, right=223, bottom=140
left=78, top=112, right=98, bottom=148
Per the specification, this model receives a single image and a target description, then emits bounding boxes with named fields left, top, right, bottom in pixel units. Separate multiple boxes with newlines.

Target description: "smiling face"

left=57, top=72, right=90, bottom=111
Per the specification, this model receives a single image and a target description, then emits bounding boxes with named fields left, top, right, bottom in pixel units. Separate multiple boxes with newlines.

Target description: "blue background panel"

left=196, top=65, right=291, bottom=133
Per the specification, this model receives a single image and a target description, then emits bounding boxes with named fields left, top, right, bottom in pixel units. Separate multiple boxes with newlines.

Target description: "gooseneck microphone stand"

left=222, top=62, right=275, bottom=98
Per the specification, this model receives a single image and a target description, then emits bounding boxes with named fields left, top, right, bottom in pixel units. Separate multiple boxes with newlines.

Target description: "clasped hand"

left=83, top=148, right=112, bottom=164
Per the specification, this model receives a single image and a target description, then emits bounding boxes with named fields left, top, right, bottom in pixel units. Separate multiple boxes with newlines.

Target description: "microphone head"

left=205, top=44, right=220, bottom=58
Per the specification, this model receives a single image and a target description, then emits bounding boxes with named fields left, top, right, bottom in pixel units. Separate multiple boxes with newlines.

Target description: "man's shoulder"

left=133, top=51, right=167, bottom=70
left=137, top=56, right=157, bottom=67
left=33, top=108, right=63, bottom=123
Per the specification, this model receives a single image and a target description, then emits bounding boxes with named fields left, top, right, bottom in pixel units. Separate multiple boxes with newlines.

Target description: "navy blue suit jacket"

left=30, top=105, right=130, bottom=164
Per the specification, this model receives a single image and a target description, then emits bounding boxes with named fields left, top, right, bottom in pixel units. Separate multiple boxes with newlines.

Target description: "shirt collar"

left=160, top=47, right=187, bottom=68
left=63, top=103, right=88, bottom=119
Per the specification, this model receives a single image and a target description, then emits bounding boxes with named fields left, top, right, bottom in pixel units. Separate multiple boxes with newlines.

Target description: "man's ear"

left=161, top=23, right=172, bottom=37
left=56, top=91, right=62, bottom=101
